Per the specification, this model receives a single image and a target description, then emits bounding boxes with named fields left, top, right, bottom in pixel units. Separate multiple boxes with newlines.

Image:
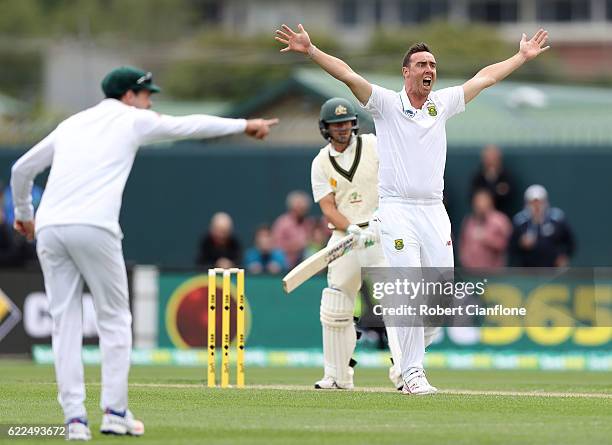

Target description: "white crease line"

left=24, top=381, right=612, bottom=399
left=131, top=383, right=612, bottom=399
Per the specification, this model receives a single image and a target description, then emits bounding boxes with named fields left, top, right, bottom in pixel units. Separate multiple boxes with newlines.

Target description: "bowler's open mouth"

left=423, top=77, right=432, bottom=87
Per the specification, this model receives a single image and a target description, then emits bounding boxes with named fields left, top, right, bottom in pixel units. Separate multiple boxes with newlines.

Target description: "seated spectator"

left=272, top=190, right=315, bottom=268
left=244, top=225, right=288, bottom=275
left=459, top=189, right=512, bottom=269
left=470, top=144, right=514, bottom=216
left=303, top=218, right=332, bottom=259
left=510, top=185, right=576, bottom=267
left=3, top=181, right=44, bottom=225
left=196, top=212, right=242, bottom=269
left=0, top=196, right=34, bottom=267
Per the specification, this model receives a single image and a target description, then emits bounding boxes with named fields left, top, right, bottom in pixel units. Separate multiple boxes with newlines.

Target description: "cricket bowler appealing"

left=277, top=23, right=549, bottom=395
left=311, top=98, right=402, bottom=390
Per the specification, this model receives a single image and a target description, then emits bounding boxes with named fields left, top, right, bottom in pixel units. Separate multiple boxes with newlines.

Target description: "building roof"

left=226, top=68, right=612, bottom=148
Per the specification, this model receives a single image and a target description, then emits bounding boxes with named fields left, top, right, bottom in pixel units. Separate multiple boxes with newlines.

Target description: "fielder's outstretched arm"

left=463, top=29, right=550, bottom=104
left=275, top=24, right=372, bottom=105
left=135, top=113, right=279, bottom=145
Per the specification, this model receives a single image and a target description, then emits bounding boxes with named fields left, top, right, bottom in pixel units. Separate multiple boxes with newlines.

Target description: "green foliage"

left=369, top=22, right=554, bottom=79
left=0, top=0, right=44, bottom=36
left=158, top=31, right=340, bottom=101
left=160, top=60, right=292, bottom=101
left=0, top=50, right=42, bottom=100
left=0, top=0, right=197, bottom=40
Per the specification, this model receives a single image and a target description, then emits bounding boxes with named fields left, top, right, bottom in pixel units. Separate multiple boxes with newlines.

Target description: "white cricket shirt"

left=11, top=99, right=247, bottom=237
left=362, top=84, right=465, bottom=201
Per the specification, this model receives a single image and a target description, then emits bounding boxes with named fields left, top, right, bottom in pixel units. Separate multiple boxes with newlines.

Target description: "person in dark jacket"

left=510, top=185, right=575, bottom=267
left=0, top=192, right=34, bottom=268
left=196, top=212, right=242, bottom=268
left=471, top=144, right=514, bottom=216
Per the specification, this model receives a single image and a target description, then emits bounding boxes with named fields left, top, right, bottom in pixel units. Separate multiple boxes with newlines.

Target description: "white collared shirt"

left=362, top=84, right=464, bottom=200
left=11, top=99, right=247, bottom=237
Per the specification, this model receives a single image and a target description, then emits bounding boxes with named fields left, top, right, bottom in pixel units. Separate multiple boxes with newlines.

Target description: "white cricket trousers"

left=36, top=225, right=132, bottom=422
left=324, top=229, right=403, bottom=384
left=377, top=198, right=453, bottom=377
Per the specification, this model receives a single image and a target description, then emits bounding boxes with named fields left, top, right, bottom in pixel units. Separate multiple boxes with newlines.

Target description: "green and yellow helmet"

left=319, top=97, right=359, bottom=141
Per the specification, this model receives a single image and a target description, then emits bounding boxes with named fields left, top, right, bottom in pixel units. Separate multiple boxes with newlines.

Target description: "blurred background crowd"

left=0, top=142, right=576, bottom=272
left=1, top=0, right=610, bottom=272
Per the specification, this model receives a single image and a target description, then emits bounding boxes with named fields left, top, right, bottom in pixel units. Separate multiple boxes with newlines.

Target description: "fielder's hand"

left=275, top=24, right=312, bottom=55
left=14, top=219, right=35, bottom=241
left=245, top=118, right=279, bottom=140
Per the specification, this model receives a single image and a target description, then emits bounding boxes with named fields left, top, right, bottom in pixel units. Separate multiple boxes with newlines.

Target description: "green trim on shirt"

left=328, top=135, right=362, bottom=182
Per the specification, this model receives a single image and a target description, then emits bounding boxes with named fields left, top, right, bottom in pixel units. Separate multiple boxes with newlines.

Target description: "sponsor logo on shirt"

left=404, top=109, right=415, bottom=118
left=394, top=239, right=404, bottom=250
left=349, top=192, right=362, bottom=204
left=427, top=103, right=438, bottom=117
left=329, top=177, right=337, bottom=188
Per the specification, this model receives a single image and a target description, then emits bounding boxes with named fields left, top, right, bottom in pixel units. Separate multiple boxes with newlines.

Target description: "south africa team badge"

left=427, top=103, right=437, bottom=117
left=394, top=239, right=404, bottom=250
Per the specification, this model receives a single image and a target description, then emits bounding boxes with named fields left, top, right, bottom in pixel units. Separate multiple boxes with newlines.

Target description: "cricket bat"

left=282, top=234, right=359, bottom=293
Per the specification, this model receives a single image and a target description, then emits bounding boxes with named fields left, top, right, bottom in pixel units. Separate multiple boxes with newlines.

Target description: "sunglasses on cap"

left=136, top=72, right=153, bottom=85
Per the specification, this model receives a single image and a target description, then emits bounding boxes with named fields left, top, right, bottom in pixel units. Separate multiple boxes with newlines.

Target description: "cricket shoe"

left=66, top=418, right=91, bottom=441
left=389, top=365, right=404, bottom=391
left=100, top=409, right=144, bottom=436
left=401, top=369, right=438, bottom=395
left=314, top=376, right=354, bottom=390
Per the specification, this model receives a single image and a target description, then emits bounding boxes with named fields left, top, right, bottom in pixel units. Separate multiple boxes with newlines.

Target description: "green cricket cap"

left=101, top=66, right=161, bottom=98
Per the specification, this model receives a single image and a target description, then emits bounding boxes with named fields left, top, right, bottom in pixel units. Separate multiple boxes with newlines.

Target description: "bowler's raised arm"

left=275, top=24, right=372, bottom=105
left=463, top=29, right=550, bottom=104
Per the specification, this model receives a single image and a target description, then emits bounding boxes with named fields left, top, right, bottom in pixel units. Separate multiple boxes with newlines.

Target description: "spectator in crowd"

left=459, top=188, right=512, bottom=269
left=0, top=198, right=20, bottom=266
left=196, top=212, right=242, bottom=269
left=272, top=190, right=315, bottom=268
left=510, top=185, right=576, bottom=267
left=470, top=144, right=514, bottom=216
left=303, top=217, right=332, bottom=259
left=244, top=224, right=288, bottom=274
left=0, top=191, right=34, bottom=267
left=3, top=181, right=44, bottom=225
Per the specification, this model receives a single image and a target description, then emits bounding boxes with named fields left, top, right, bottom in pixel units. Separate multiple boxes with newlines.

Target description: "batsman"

left=311, top=98, right=402, bottom=390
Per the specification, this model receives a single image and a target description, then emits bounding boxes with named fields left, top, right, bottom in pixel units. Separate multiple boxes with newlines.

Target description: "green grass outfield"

left=1, top=360, right=611, bottom=445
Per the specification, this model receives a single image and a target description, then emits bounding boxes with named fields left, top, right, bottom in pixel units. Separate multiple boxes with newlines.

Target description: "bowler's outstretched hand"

left=275, top=24, right=312, bottom=55
left=519, top=29, right=550, bottom=61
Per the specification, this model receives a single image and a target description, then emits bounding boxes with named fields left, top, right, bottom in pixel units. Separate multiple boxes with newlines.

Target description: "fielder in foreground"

left=10, top=66, right=277, bottom=440
left=309, top=98, right=403, bottom=390
left=276, top=24, right=549, bottom=394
